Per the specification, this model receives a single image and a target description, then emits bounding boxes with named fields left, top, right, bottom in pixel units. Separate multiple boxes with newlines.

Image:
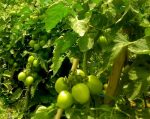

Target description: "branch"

left=104, top=47, right=127, bottom=104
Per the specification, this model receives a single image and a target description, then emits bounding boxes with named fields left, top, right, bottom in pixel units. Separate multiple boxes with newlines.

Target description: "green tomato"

left=13, top=62, right=18, bottom=67
left=25, top=76, right=34, bottom=86
left=18, top=72, right=26, bottom=81
left=33, top=59, right=39, bottom=68
left=98, top=35, right=107, bottom=47
left=39, top=40, right=46, bottom=47
left=55, top=77, right=68, bottom=93
left=28, top=55, right=35, bottom=64
left=103, top=83, right=108, bottom=90
left=34, top=43, right=40, bottom=51
left=72, top=83, right=90, bottom=104
left=76, top=69, right=85, bottom=77
left=86, top=75, right=103, bottom=95
left=57, top=90, right=73, bottom=109
left=29, top=40, right=35, bottom=48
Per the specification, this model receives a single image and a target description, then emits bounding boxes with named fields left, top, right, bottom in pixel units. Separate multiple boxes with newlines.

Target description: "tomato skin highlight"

left=72, top=83, right=90, bottom=104
left=57, top=90, right=73, bottom=109
left=87, top=75, right=103, bottom=95
left=55, top=77, right=68, bottom=93
left=18, top=72, right=26, bottom=81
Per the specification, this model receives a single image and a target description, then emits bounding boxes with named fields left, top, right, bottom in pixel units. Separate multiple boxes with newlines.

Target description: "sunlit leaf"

left=78, top=35, right=94, bottom=52
left=128, top=36, right=150, bottom=54
left=69, top=15, right=91, bottom=36
left=44, top=2, right=70, bottom=32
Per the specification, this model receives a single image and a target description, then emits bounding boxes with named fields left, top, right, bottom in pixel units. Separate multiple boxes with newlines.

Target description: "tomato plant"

left=0, top=0, right=150, bottom=119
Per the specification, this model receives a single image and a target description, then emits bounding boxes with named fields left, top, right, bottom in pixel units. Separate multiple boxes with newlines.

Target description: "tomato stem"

left=23, top=86, right=30, bottom=113
left=54, top=108, right=63, bottom=119
left=71, top=58, right=79, bottom=72
left=82, top=52, right=87, bottom=75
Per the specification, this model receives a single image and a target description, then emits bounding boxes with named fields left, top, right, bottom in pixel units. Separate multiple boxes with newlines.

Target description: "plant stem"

left=104, top=47, right=127, bottom=104
left=82, top=52, right=87, bottom=75
left=54, top=58, right=79, bottom=119
left=24, top=86, right=30, bottom=112
left=71, top=58, right=79, bottom=72
left=54, top=108, right=63, bottom=119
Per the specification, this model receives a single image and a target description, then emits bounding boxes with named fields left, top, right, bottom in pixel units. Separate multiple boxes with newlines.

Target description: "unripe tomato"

left=103, top=83, right=108, bottom=90
left=13, top=62, right=18, bottom=67
left=33, top=59, right=39, bottom=68
left=18, top=72, right=26, bottom=81
left=98, top=35, right=107, bottom=47
left=72, top=83, right=90, bottom=104
left=39, top=40, right=46, bottom=47
left=25, top=76, right=34, bottom=86
left=76, top=69, right=85, bottom=77
left=29, top=40, right=35, bottom=48
left=55, top=77, right=68, bottom=93
left=28, top=56, right=35, bottom=64
left=57, top=90, right=73, bottom=109
left=34, top=43, right=40, bottom=51
left=86, top=75, right=103, bottom=95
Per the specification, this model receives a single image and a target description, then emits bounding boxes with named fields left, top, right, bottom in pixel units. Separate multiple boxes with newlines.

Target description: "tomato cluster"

left=18, top=71, right=34, bottom=87
left=55, top=69, right=104, bottom=109
left=17, top=55, right=41, bottom=87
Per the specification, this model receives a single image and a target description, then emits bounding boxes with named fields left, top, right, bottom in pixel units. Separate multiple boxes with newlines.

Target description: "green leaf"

left=69, top=14, right=91, bottom=36
left=30, top=78, right=41, bottom=98
left=129, top=81, right=143, bottom=100
left=51, top=33, right=77, bottom=76
left=128, top=36, right=150, bottom=54
left=40, top=60, right=48, bottom=72
left=91, top=0, right=101, bottom=4
left=78, top=35, right=94, bottom=52
left=10, top=88, right=23, bottom=102
left=31, top=106, right=49, bottom=119
left=140, top=19, right=150, bottom=27
left=108, top=33, right=130, bottom=65
left=31, top=104, right=56, bottom=119
left=44, top=2, right=70, bottom=32
left=145, top=28, right=150, bottom=36
left=124, top=66, right=150, bottom=100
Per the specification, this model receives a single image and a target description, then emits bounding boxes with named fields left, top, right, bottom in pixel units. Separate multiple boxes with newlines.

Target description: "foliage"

left=0, top=0, right=150, bottom=118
